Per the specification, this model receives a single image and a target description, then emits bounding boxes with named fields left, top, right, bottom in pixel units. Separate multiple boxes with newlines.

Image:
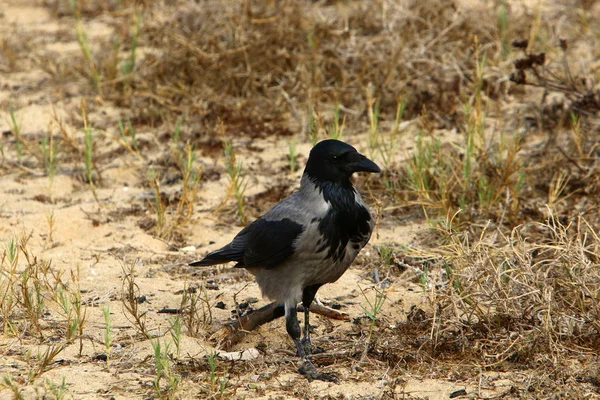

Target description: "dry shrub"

left=44, top=0, right=138, bottom=18
left=137, top=0, right=528, bottom=131
left=389, top=210, right=600, bottom=371
left=368, top=210, right=600, bottom=394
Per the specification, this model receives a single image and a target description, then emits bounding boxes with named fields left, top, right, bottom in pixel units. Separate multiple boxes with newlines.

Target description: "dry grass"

left=1, top=0, right=600, bottom=398
left=369, top=209, right=600, bottom=397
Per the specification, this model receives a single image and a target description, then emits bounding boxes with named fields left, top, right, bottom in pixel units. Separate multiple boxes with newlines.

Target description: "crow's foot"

left=298, top=360, right=338, bottom=383
left=299, top=337, right=325, bottom=356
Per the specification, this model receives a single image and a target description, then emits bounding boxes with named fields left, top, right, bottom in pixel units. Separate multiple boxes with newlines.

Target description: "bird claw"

left=299, top=337, right=325, bottom=356
left=298, top=360, right=339, bottom=383
left=299, top=337, right=312, bottom=356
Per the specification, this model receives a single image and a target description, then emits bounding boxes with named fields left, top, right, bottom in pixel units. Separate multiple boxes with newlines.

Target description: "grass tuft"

left=223, top=141, right=247, bottom=225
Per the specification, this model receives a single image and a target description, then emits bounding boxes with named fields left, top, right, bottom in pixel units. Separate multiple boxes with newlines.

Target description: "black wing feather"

left=189, top=218, right=303, bottom=270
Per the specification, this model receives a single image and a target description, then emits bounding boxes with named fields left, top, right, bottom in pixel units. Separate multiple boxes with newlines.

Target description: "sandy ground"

left=0, top=3, right=451, bottom=398
left=1, top=0, right=598, bottom=399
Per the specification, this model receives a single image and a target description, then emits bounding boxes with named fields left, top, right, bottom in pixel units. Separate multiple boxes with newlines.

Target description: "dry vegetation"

left=1, top=0, right=600, bottom=398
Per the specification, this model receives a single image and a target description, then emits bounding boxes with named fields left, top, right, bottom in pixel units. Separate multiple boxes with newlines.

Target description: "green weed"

left=45, top=377, right=69, bottom=400
left=179, top=283, right=212, bottom=337
left=327, top=103, right=345, bottom=140
left=151, top=339, right=180, bottom=399
left=169, top=316, right=182, bottom=357
left=378, top=246, right=394, bottom=266
left=121, top=262, right=150, bottom=339
left=379, top=100, right=406, bottom=167
left=117, top=117, right=139, bottom=154
left=172, top=117, right=183, bottom=145
left=366, top=87, right=380, bottom=158
left=223, top=141, right=247, bottom=225
left=75, top=21, right=102, bottom=94
left=174, top=143, right=201, bottom=225
left=148, top=169, right=166, bottom=236
left=45, top=209, right=56, bottom=248
left=0, top=374, right=24, bottom=400
left=497, top=0, right=509, bottom=59
left=120, top=11, right=141, bottom=77
left=9, top=106, right=23, bottom=162
left=358, top=285, right=387, bottom=361
left=102, top=305, right=113, bottom=362
left=40, top=132, right=59, bottom=189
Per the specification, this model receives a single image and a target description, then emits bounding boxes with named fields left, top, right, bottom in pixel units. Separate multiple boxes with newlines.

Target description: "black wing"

left=189, top=217, right=304, bottom=269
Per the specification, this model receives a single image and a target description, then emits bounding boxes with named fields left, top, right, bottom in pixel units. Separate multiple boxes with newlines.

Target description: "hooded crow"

left=190, top=139, right=380, bottom=380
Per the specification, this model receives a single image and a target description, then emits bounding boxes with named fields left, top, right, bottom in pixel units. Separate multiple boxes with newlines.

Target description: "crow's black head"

left=304, top=139, right=381, bottom=184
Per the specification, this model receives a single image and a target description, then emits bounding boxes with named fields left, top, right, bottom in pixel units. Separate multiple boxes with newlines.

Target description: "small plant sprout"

left=81, top=101, right=98, bottom=201
left=120, top=11, right=141, bottom=77
left=121, top=262, right=151, bottom=339
left=570, top=112, right=584, bottom=157
left=223, top=141, right=247, bottom=225
left=148, top=169, right=166, bottom=237
left=206, top=349, right=219, bottom=393
left=359, top=285, right=387, bottom=361
left=174, top=143, right=202, bottom=225
left=44, top=377, right=69, bottom=400
left=19, top=258, right=47, bottom=338
left=31, top=344, right=69, bottom=382
left=9, top=106, right=24, bottom=162
left=40, top=131, right=59, bottom=191
left=327, top=103, right=345, bottom=140
left=405, top=129, right=441, bottom=202
left=1, top=374, right=24, bottom=399
left=366, top=86, right=380, bottom=158
left=169, top=317, right=182, bottom=357
left=417, top=268, right=429, bottom=290
left=7, top=235, right=18, bottom=266
left=547, top=170, right=570, bottom=209
left=73, top=10, right=102, bottom=94
left=117, top=117, right=140, bottom=156
left=497, top=0, right=509, bottom=59
left=307, top=106, right=318, bottom=145
left=378, top=246, right=394, bottom=266
left=380, top=100, right=406, bottom=167
left=2, top=237, right=19, bottom=336
left=84, top=126, right=95, bottom=185
left=172, top=116, right=183, bottom=147
left=444, top=261, right=464, bottom=294
left=206, top=349, right=229, bottom=396
left=179, top=283, right=212, bottom=337
left=152, top=339, right=180, bottom=399
left=75, top=23, right=101, bottom=94
left=102, top=305, right=112, bottom=362
left=56, top=287, right=77, bottom=342
left=45, top=209, right=56, bottom=248
left=57, top=265, right=86, bottom=356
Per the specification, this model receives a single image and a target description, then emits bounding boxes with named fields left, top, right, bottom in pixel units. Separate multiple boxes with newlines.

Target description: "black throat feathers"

left=312, top=179, right=371, bottom=262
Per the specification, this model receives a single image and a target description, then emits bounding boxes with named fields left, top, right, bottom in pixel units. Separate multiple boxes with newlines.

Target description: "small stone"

left=180, top=246, right=196, bottom=253
left=215, top=301, right=226, bottom=309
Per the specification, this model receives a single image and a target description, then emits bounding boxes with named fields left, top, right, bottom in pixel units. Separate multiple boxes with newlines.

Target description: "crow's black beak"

left=350, top=154, right=381, bottom=173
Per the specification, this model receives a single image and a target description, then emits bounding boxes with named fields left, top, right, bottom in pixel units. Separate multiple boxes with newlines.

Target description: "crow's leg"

left=284, top=303, right=305, bottom=357
left=284, top=302, right=337, bottom=382
left=284, top=294, right=337, bottom=383
left=300, top=284, right=323, bottom=355
left=297, top=359, right=338, bottom=383
left=302, top=306, right=312, bottom=353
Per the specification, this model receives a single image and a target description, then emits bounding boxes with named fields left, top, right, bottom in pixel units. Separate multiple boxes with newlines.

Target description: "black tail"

left=189, top=246, right=244, bottom=267
left=189, top=254, right=230, bottom=267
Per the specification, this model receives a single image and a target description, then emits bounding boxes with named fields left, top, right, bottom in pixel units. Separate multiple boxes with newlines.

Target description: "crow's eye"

left=331, top=155, right=339, bottom=162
